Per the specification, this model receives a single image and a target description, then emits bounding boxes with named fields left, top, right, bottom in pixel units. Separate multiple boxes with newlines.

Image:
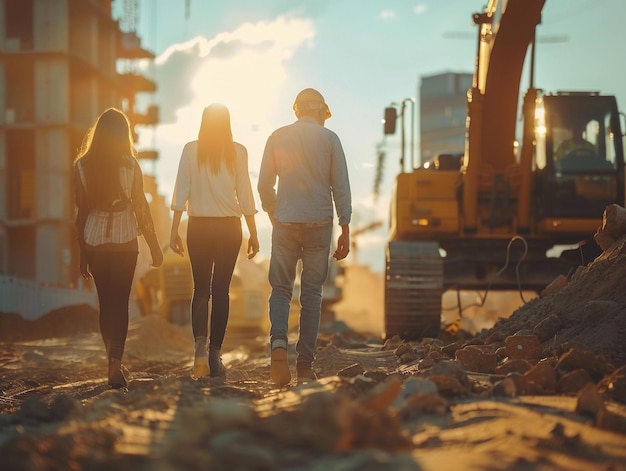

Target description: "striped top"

left=74, top=156, right=156, bottom=251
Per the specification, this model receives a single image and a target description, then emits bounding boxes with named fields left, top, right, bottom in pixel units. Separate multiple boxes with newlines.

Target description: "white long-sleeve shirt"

left=170, top=140, right=257, bottom=217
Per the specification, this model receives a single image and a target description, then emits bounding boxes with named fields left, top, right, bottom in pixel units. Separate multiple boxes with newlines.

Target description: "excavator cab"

left=535, top=93, right=625, bottom=230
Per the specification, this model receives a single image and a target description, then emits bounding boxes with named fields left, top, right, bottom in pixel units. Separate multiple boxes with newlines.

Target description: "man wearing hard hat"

left=258, top=88, right=352, bottom=387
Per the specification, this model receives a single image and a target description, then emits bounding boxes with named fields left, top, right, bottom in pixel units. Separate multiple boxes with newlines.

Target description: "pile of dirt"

left=471, top=235, right=626, bottom=367
left=0, top=304, right=99, bottom=342
left=125, top=314, right=192, bottom=360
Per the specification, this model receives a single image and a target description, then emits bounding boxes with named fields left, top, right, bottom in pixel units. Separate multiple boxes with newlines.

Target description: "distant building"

left=0, top=0, right=160, bottom=318
left=419, top=72, right=472, bottom=165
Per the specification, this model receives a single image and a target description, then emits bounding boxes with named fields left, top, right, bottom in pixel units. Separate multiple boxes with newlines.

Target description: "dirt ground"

left=2, top=241, right=626, bottom=470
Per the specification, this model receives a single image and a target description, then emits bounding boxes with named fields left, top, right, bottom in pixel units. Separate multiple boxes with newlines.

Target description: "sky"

left=112, top=0, right=626, bottom=274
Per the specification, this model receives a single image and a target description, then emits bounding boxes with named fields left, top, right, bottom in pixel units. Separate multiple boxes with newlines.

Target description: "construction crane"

left=121, top=0, right=138, bottom=34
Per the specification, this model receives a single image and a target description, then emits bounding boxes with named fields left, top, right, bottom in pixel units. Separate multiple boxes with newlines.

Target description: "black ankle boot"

left=208, top=347, right=226, bottom=377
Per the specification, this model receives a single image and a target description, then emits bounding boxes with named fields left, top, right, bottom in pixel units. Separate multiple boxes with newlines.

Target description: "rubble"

left=2, top=207, right=626, bottom=469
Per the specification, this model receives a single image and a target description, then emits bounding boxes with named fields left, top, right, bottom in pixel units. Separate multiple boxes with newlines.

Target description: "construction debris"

left=2, top=207, right=626, bottom=469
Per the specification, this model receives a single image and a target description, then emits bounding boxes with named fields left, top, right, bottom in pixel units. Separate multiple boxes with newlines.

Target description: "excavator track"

left=384, top=241, right=443, bottom=340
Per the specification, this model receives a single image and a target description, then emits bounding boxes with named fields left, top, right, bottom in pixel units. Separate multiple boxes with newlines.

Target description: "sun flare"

left=152, top=16, right=315, bottom=172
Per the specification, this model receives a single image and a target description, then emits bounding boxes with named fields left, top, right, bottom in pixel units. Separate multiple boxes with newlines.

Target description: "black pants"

left=87, top=250, right=138, bottom=360
left=187, top=217, right=242, bottom=349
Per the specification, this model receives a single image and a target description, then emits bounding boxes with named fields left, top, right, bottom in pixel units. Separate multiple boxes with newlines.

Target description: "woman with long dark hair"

left=74, top=108, right=163, bottom=388
left=170, top=103, right=259, bottom=378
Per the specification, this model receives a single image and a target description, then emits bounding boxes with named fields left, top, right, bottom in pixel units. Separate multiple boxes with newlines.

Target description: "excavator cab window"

left=538, top=95, right=622, bottom=218
left=552, top=117, right=609, bottom=170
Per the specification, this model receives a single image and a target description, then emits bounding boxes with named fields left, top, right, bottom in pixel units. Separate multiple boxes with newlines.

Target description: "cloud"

left=144, top=15, right=314, bottom=126
left=413, top=4, right=428, bottom=15
left=379, top=10, right=396, bottom=20
left=378, top=4, right=427, bottom=20
left=134, top=15, right=316, bottom=206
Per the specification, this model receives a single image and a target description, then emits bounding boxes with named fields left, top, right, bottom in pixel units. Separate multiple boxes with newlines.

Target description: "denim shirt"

left=258, top=116, right=352, bottom=226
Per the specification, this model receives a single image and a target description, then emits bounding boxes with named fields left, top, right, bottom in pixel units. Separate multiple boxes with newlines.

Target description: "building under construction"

left=0, top=0, right=161, bottom=318
left=419, top=72, right=472, bottom=165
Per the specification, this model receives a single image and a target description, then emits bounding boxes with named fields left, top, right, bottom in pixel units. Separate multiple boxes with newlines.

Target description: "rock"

left=594, top=227, right=617, bottom=252
left=599, top=365, right=626, bottom=404
left=582, top=300, right=619, bottom=323
left=422, top=360, right=471, bottom=397
left=392, top=378, right=447, bottom=415
left=50, top=394, right=78, bottom=420
left=495, top=346, right=507, bottom=359
left=556, top=348, right=615, bottom=380
left=506, top=373, right=540, bottom=395
left=261, top=391, right=356, bottom=452
left=397, top=395, right=448, bottom=417
left=484, top=330, right=507, bottom=345
left=17, top=397, right=54, bottom=423
left=0, top=434, right=79, bottom=471
left=504, top=334, right=542, bottom=360
left=405, top=377, right=438, bottom=395
left=532, top=313, right=561, bottom=342
left=524, top=361, right=556, bottom=394
left=423, top=360, right=469, bottom=386
left=428, top=375, right=469, bottom=397
left=382, top=336, right=403, bottom=351
left=425, top=345, right=450, bottom=362
left=495, top=359, right=532, bottom=375
left=540, top=275, right=568, bottom=298
left=358, top=374, right=404, bottom=411
left=557, top=369, right=593, bottom=395
left=337, top=363, right=365, bottom=378
left=455, top=346, right=497, bottom=374
left=575, top=383, right=605, bottom=418
left=441, top=341, right=461, bottom=359
left=363, top=370, right=389, bottom=382
left=210, top=431, right=277, bottom=470
left=418, top=357, right=435, bottom=370
left=493, top=377, right=517, bottom=397
left=600, top=204, right=626, bottom=238
left=395, top=343, right=419, bottom=363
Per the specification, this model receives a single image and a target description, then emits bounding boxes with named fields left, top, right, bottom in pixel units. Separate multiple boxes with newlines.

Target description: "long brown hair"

left=197, top=103, right=236, bottom=175
left=75, top=108, right=136, bottom=209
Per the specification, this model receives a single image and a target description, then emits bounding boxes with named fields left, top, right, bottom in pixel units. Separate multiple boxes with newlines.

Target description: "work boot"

left=208, top=346, right=226, bottom=377
left=296, top=366, right=317, bottom=383
left=108, top=357, right=128, bottom=389
left=270, top=339, right=291, bottom=387
left=192, top=337, right=209, bottom=379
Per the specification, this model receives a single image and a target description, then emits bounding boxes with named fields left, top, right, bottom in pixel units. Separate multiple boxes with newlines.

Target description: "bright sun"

left=154, top=17, right=315, bottom=171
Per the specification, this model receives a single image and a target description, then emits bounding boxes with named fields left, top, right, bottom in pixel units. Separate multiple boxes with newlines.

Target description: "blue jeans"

left=268, top=221, right=333, bottom=368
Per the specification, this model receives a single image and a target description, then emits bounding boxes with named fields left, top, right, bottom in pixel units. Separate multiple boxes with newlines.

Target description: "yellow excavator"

left=383, top=0, right=625, bottom=339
